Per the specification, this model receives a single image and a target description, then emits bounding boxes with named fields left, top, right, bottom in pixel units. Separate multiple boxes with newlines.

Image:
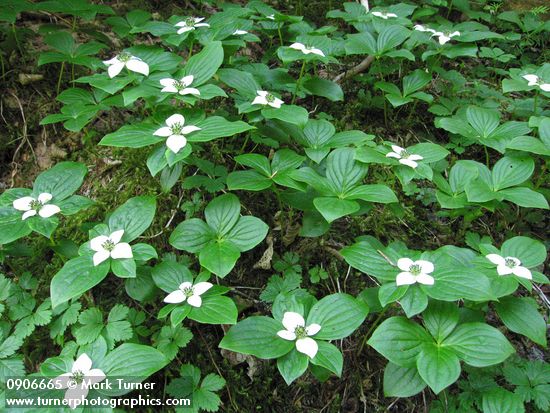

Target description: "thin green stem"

left=56, top=62, right=65, bottom=95
left=277, top=22, right=283, bottom=45
left=484, top=145, right=490, bottom=167
left=359, top=306, right=390, bottom=353
left=292, top=60, right=306, bottom=104
left=534, top=90, right=539, bottom=115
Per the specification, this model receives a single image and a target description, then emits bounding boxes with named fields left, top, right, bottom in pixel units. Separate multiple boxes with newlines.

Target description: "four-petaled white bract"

left=289, top=42, right=325, bottom=57
left=103, top=53, right=149, bottom=78
left=485, top=254, right=532, bottom=280
left=233, top=29, right=248, bottom=35
left=153, top=114, right=201, bottom=154
left=372, top=11, right=398, bottom=19
left=252, top=90, right=284, bottom=108
left=52, top=353, right=106, bottom=410
left=159, top=75, right=200, bottom=96
left=432, top=30, right=460, bottom=45
left=90, top=229, right=133, bottom=266
left=277, top=311, right=321, bottom=359
left=266, top=14, right=275, bottom=20
left=522, top=74, right=550, bottom=92
left=385, top=144, right=424, bottom=168
left=175, top=17, right=210, bottom=34
left=413, top=25, right=460, bottom=45
left=395, top=258, right=435, bottom=286
left=13, top=192, right=60, bottom=220
left=164, top=281, right=213, bottom=307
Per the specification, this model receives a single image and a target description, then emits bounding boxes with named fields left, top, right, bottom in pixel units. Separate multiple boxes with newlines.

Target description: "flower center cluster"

left=29, top=199, right=42, bottom=211
left=409, top=264, right=422, bottom=275
left=504, top=258, right=517, bottom=268
left=72, top=370, right=85, bottom=384
left=265, top=93, right=276, bottom=103
left=171, top=122, right=185, bottom=134
left=174, top=80, right=186, bottom=90
left=102, top=240, right=116, bottom=251
left=118, top=52, right=131, bottom=62
left=185, top=17, right=196, bottom=27
left=294, top=326, right=307, bottom=339
left=399, top=149, right=411, bottom=158
left=182, top=286, right=194, bottom=297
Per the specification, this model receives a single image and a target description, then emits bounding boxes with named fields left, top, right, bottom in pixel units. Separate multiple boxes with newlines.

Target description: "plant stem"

left=359, top=306, right=389, bottom=353
left=56, top=62, right=65, bottom=95
left=277, top=22, right=283, bottom=45
left=292, top=60, right=306, bottom=104
left=534, top=90, right=539, bottom=115
left=484, top=145, right=490, bottom=167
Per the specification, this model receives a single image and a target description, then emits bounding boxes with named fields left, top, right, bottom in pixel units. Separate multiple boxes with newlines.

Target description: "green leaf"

left=492, top=156, right=534, bottom=191
left=443, top=323, right=514, bottom=367
left=170, top=218, right=215, bottom=253
left=199, top=241, right=240, bottom=278
left=219, top=316, right=294, bottom=359
left=422, top=301, right=459, bottom=343
left=345, top=184, right=398, bottom=203
left=303, top=77, right=343, bottom=101
left=50, top=256, right=110, bottom=308
left=227, top=170, right=272, bottom=191
left=377, top=25, right=410, bottom=54
left=501, top=236, right=547, bottom=267
left=494, top=296, right=547, bottom=347
left=383, top=362, right=426, bottom=397
left=190, top=117, right=254, bottom=142
left=189, top=296, right=237, bottom=325
left=99, top=124, right=161, bottom=148
left=204, top=193, right=240, bottom=236
left=152, top=261, right=193, bottom=293
left=499, top=187, right=549, bottom=209
left=313, top=197, right=359, bottom=223
left=416, top=344, right=460, bottom=394
left=482, top=388, right=525, bottom=413
left=310, top=341, right=343, bottom=377
left=108, top=196, right=156, bottom=242
left=340, top=241, right=396, bottom=281
left=100, top=344, right=168, bottom=396
left=368, top=317, right=432, bottom=367
left=307, top=293, right=369, bottom=340
left=182, top=41, right=224, bottom=86
left=426, top=267, right=495, bottom=302
left=277, top=348, right=309, bottom=385
left=262, top=105, right=309, bottom=127
left=33, top=162, right=87, bottom=201
left=226, top=216, right=269, bottom=251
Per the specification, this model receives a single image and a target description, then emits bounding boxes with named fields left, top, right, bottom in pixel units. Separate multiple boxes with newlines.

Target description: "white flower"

left=522, top=74, right=550, bottom=92
left=386, top=145, right=424, bottom=168
left=52, top=353, right=106, bottom=410
left=289, top=42, right=325, bottom=57
left=277, top=311, right=321, bottom=359
left=153, top=114, right=201, bottom=154
left=395, top=258, right=435, bottom=286
left=233, top=29, right=248, bottom=35
left=159, top=75, right=200, bottom=96
left=90, top=229, right=133, bottom=266
left=485, top=254, right=532, bottom=280
left=103, top=53, right=149, bottom=78
left=12, top=192, right=60, bottom=220
left=252, top=90, right=284, bottom=108
left=175, top=17, right=210, bottom=34
left=164, top=281, right=213, bottom=307
left=266, top=14, right=275, bottom=20
left=372, top=11, right=398, bottom=19
left=431, top=30, right=460, bottom=45
left=414, top=24, right=436, bottom=33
